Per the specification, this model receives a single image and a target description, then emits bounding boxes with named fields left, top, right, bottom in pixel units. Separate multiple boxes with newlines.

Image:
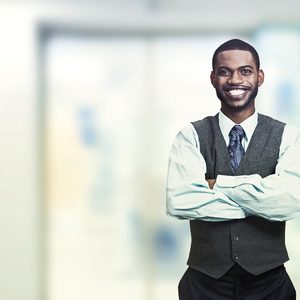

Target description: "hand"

left=206, top=179, right=216, bottom=189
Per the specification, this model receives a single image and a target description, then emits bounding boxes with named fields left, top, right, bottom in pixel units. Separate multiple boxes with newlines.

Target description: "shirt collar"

left=218, top=110, right=258, bottom=142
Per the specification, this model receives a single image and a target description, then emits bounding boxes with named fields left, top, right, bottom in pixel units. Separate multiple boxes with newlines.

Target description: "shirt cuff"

left=215, top=174, right=262, bottom=188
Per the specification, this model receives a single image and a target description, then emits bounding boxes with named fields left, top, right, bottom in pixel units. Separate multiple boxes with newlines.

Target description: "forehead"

left=214, top=50, right=256, bottom=69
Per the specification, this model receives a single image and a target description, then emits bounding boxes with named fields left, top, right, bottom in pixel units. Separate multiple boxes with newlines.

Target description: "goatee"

left=216, top=85, right=258, bottom=111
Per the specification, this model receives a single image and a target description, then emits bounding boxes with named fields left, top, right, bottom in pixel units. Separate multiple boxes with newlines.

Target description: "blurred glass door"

left=44, top=33, right=236, bottom=300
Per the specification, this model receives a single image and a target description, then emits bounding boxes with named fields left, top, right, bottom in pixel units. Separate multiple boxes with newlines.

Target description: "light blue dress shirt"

left=166, top=111, right=300, bottom=221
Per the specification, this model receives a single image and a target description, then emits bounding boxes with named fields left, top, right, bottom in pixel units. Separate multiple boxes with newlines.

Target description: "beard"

left=216, top=84, right=259, bottom=112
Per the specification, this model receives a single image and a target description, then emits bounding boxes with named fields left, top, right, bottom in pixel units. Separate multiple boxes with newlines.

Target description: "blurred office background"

left=1, top=1, right=300, bottom=300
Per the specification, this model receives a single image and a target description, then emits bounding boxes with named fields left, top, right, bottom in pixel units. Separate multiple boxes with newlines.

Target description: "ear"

left=258, top=69, right=264, bottom=87
left=210, top=71, right=216, bottom=88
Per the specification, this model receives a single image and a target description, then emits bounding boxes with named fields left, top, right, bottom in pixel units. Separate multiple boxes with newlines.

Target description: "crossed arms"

left=166, top=123, right=300, bottom=222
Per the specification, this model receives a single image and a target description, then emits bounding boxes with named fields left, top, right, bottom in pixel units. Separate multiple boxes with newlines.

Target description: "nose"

left=228, top=71, right=243, bottom=85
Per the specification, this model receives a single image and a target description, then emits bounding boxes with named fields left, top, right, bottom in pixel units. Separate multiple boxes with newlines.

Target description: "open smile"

left=224, top=86, right=250, bottom=98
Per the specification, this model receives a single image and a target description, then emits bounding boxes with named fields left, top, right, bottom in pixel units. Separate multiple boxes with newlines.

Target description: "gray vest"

left=188, top=113, right=288, bottom=278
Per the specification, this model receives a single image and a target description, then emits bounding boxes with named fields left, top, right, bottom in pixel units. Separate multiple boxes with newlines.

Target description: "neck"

left=221, top=106, right=255, bottom=124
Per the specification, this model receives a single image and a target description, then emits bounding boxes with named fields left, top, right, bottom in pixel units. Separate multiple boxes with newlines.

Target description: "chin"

left=230, top=100, right=250, bottom=110
left=231, top=105, right=250, bottom=112
left=220, top=95, right=255, bottom=112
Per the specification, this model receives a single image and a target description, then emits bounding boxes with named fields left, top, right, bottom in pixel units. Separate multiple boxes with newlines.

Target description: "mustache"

left=223, top=85, right=251, bottom=91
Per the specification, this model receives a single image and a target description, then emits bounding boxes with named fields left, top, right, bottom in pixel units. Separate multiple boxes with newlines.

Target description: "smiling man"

left=166, top=39, right=300, bottom=299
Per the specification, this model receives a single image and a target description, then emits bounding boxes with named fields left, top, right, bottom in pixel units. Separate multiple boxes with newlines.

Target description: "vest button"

left=234, top=254, right=239, bottom=260
left=234, top=236, right=239, bottom=241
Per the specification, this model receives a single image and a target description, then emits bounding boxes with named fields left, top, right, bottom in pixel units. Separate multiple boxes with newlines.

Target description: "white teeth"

left=228, top=89, right=245, bottom=96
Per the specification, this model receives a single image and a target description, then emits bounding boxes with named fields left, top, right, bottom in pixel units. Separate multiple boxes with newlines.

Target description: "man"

left=166, top=39, right=300, bottom=299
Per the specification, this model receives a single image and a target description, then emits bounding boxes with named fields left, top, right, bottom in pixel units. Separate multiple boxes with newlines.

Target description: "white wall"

left=0, top=5, right=41, bottom=300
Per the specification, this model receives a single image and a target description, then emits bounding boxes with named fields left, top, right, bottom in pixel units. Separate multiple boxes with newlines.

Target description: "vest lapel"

left=211, top=114, right=233, bottom=175
left=237, top=114, right=272, bottom=175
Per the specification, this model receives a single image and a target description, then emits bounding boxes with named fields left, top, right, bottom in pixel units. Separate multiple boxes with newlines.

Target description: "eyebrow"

left=217, top=65, right=255, bottom=71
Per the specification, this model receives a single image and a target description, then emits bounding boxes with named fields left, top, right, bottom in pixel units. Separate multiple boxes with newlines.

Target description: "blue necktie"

left=228, top=125, right=245, bottom=174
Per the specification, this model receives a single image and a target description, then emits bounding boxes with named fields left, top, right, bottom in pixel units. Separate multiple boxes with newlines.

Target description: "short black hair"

left=212, top=39, right=260, bottom=70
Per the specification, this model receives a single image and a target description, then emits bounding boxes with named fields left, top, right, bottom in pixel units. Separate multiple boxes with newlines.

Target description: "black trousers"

left=178, top=264, right=296, bottom=300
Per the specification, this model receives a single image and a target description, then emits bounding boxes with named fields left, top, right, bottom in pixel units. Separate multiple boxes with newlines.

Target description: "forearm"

left=167, top=172, right=242, bottom=221
left=167, top=180, right=246, bottom=221
left=215, top=173, right=300, bottom=221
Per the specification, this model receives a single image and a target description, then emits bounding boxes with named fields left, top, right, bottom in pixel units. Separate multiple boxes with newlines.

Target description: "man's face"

left=210, top=50, right=264, bottom=112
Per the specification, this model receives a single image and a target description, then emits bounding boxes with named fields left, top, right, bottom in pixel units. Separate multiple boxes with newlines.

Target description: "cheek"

left=246, top=76, right=259, bottom=86
left=213, top=78, right=225, bottom=88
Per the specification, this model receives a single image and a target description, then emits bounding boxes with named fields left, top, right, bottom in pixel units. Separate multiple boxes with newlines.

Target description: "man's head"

left=210, top=39, right=264, bottom=119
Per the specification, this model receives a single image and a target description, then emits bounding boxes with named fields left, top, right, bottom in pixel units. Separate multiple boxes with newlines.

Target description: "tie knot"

left=229, top=125, right=245, bottom=142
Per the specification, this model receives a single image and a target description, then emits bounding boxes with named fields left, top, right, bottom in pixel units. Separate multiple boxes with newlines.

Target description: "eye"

left=217, top=68, right=230, bottom=76
left=240, top=68, right=253, bottom=75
